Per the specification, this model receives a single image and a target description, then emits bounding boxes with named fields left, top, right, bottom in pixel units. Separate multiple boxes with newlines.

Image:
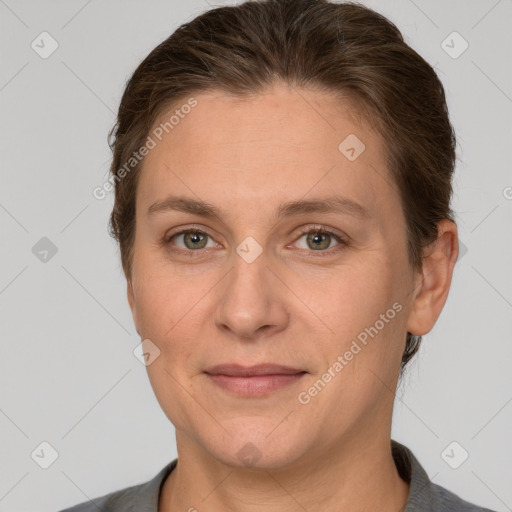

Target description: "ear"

left=127, top=278, right=140, bottom=336
left=406, top=220, right=459, bottom=336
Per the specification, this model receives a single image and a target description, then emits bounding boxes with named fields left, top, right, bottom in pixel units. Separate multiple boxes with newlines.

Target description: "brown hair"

left=107, top=0, right=457, bottom=374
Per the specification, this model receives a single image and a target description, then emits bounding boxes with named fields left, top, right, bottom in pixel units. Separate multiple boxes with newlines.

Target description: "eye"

left=292, top=225, right=347, bottom=255
left=166, top=229, right=217, bottom=253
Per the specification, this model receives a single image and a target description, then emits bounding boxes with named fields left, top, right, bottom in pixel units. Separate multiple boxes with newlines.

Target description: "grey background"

left=0, top=0, right=511, bottom=510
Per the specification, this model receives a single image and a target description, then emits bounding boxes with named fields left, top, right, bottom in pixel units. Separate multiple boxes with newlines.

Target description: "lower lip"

left=206, top=373, right=306, bottom=397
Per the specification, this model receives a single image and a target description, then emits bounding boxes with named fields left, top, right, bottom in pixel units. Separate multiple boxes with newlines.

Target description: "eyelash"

left=162, top=224, right=349, bottom=258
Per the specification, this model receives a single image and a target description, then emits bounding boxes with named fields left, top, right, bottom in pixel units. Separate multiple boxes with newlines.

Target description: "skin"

left=126, top=82, right=458, bottom=512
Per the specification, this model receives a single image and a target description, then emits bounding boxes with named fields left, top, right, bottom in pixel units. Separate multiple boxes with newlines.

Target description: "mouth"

left=204, top=363, right=307, bottom=397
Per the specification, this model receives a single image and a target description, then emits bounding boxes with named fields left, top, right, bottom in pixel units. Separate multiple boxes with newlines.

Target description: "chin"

left=197, top=416, right=311, bottom=470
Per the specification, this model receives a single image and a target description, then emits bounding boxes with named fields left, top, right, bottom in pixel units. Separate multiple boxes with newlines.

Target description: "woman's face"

left=127, top=83, right=424, bottom=468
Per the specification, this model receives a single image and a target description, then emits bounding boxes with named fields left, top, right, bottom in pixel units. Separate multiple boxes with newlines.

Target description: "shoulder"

left=57, top=483, right=140, bottom=512
left=429, top=481, right=496, bottom=512
left=391, top=440, right=497, bottom=512
left=57, top=460, right=177, bottom=512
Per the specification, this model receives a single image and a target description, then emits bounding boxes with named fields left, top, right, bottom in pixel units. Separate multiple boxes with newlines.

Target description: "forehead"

left=151, top=84, right=374, bottom=158
left=136, top=84, right=398, bottom=223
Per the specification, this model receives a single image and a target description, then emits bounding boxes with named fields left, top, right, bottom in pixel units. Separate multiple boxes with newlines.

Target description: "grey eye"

left=172, top=231, right=215, bottom=250
left=296, top=231, right=339, bottom=251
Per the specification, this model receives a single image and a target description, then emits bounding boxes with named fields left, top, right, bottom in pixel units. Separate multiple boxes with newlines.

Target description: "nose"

left=213, top=254, right=289, bottom=342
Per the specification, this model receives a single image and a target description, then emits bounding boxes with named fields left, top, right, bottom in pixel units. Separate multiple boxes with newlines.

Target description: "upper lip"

left=204, top=364, right=306, bottom=377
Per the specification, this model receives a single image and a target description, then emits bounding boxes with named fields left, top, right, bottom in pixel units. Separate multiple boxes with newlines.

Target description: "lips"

left=204, top=363, right=306, bottom=377
left=204, top=363, right=307, bottom=397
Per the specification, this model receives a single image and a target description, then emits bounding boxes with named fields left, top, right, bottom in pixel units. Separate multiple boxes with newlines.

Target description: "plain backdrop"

left=0, top=1, right=511, bottom=511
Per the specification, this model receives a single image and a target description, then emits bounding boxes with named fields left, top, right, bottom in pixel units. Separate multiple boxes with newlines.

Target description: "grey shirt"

left=59, top=440, right=496, bottom=511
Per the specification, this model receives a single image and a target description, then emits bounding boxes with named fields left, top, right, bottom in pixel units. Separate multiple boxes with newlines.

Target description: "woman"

left=60, top=0, right=496, bottom=510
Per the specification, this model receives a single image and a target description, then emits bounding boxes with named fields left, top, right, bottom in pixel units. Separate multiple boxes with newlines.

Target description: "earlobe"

left=406, top=220, right=459, bottom=336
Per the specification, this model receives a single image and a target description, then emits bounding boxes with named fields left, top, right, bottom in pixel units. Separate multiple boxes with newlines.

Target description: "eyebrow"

left=147, top=196, right=372, bottom=222
left=146, top=194, right=372, bottom=222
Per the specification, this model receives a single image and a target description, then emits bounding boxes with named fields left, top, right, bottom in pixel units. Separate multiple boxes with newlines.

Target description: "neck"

left=158, top=429, right=410, bottom=512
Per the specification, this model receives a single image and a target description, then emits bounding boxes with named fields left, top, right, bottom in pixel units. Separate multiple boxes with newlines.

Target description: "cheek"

left=303, top=256, right=407, bottom=385
left=132, top=281, right=173, bottom=339
left=134, top=270, right=202, bottom=428
left=131, top=258, right=213, bottom=370
left=305, top=257, right=397, bottom=332
left=299, top=265, right=405, bottom=428
left=131, top=247, right=191, bottom=335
